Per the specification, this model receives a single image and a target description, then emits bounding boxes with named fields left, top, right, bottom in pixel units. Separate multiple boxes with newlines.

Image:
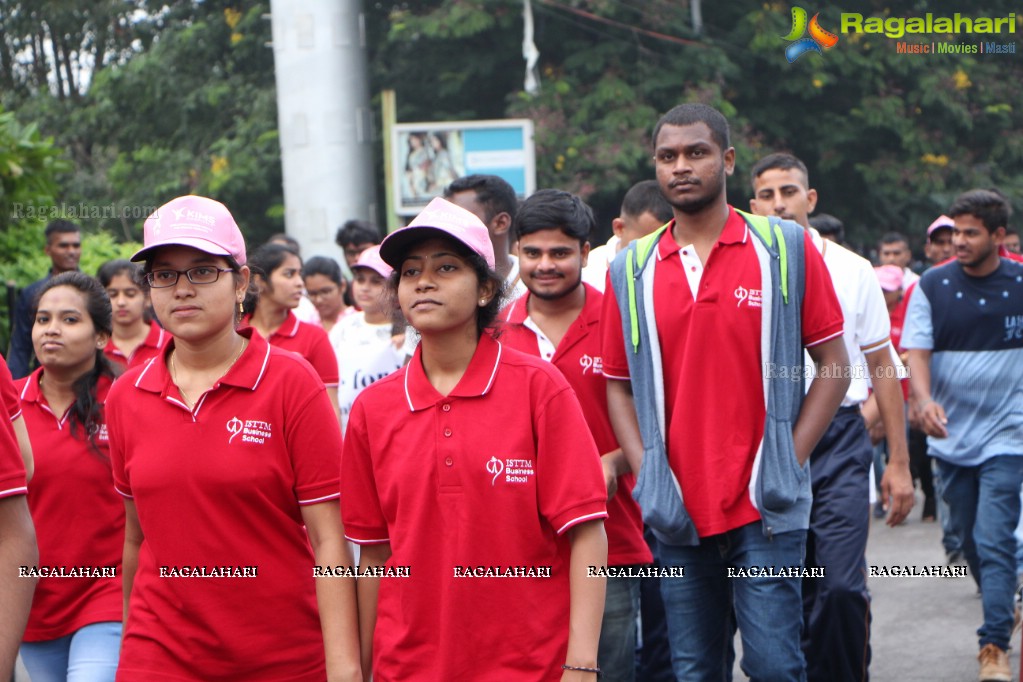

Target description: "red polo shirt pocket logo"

left=226, top=417, right=273, bottom=445
left=486, top=457, right=535, bottom=486
left=486, top=457, right=504, bottom=485
left=579, top=354, right=603, bottom=375
left=734, top=286, right=762, bottom=308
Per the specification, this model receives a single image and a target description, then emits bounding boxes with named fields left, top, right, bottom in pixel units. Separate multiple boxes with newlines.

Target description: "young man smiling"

left=499, top=189, right=651, bottom=682
left=603, top=104, right=850, bottom=680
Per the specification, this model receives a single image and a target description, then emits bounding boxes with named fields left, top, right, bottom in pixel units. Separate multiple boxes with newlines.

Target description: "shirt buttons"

left=444, top=428, right=452, bottom=437
left=442, top=404, right=451, bottom=412
left=445, top=456, right=454, bottom=466
left=682, top=250, right=688, bottom=255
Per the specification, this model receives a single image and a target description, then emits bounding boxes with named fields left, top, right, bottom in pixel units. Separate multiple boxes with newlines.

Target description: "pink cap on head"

left=379, top=197, right=496, bottom=270
left=131, top=195, right=247, bottom=265
left=351, top=245, right=393, bottom=279
left=874, top=264, right=904, bottom=293
left=927, top=215, right=954, bottom=238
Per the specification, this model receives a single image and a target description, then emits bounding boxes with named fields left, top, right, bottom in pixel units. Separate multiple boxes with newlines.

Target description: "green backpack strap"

left=626, top=224, right=669, bottom=352
left=735, top=209, right=789, bottom=304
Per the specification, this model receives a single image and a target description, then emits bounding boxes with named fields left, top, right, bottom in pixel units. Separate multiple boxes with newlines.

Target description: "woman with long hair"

left=16, top=271, right=123, bottom=681
left=243, top=243, right=340, bottom=418
left=96, top=259, right=169, bottom=371
left=341, top=198, right=609, bottom=681
left=105, top=195, right=360, bottom=681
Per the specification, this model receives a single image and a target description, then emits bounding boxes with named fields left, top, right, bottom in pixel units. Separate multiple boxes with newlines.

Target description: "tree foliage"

left=2, top=0, right=282, bottom=246
left=368, top=0, right=1023, bottom=250
left=3, top=0, right=1021, bottom=282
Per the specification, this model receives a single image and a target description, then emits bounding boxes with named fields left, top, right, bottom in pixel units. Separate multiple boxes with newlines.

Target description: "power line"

left=536, top=0, right=707, bottom=48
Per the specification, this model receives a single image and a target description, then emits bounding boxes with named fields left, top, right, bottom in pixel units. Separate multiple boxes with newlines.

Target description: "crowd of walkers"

left=1, top=102, right=1020, bottom=682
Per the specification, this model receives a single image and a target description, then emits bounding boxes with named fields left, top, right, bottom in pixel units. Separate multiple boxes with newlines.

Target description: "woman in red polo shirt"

left=243, top=242, right=340, bottom=418
left=105, top=195, right=360, bottom=681
left=97, top=259, right=170, bottom=371
left=341, top=197, right=609, bottom=681
left=16, top=271, right=123, bottom=681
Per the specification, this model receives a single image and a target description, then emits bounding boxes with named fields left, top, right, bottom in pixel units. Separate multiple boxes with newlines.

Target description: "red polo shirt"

left=1, top=354, right=19, bottom=437
left=103, top=320, right=170, bottom=371
left=16, top=371, right=123, bottom=641
left=106, top=328, right=342, bottom=681
left=602, top=208, right=843, bottom=538
left=243, top=311, right=338, bottom=388
left=499, top=284, right=652, bottom=567
left=341, top=334, right=607, bottom=681
left=0, top=355, right=26, bottom=499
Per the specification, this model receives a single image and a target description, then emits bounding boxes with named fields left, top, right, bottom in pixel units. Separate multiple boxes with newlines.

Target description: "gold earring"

left=238, top=301, right=244, bottom=315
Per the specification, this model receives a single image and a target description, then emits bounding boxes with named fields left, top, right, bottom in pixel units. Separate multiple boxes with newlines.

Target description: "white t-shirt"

left=502, top=254, right=528, bottom=306
left=293, top=295, right=321, bottom=325
left=902, top=267, right=920, bottom=288
left=581, top=235, right=620, bottom=293
left=806, top=228, right=892, bottom=406
left=330, top=312, right=403, bottom=432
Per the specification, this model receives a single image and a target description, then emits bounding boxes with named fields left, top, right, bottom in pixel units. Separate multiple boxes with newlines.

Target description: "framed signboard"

left=392, top=119, right=535, bottom=215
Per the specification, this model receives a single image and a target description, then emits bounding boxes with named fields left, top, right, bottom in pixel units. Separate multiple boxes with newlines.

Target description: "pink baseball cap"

left=926, top=215, right=954, bottom=238
left=131, top=195, right=247, bottom=265
left=874, top=264, right=904, bottom=293
left=379, top=197, right=496, bottom=270
left=351, top=245, right=393, bottom=279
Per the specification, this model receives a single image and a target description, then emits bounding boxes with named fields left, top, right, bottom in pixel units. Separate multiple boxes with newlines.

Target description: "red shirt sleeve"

left=304, top=324, right=340, bottom=387
left=800, top=232, right=845, bottom=347
left=0, top=399, right=26, bottom=499
left=284, top=358, right=342, bottom=505
left=0, top=356, right=20, bottom=427
left=339, top=397, right=389, bottom=543
left=535, top=381, right=608, bottom=535
left=600, top=272, right=631, bottom=380
left=106, top=378, right=134, bottom=499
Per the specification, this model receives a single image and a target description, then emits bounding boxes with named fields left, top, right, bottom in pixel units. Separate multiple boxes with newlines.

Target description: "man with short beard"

left=499, top=189, right=651, bottom=682
left=904, top=189, right=1023, bottom=682
left=750, top=152, right=914, bottom=682
left=602, top=103, right=850, bottom=680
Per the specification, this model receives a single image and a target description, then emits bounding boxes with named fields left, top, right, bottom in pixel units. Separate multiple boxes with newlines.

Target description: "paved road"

left=866, top=503, right=1018, bottom=681
left=730, top=495, right=1021, bottom=681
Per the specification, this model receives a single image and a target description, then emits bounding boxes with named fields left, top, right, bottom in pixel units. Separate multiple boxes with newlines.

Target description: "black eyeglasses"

left=146, top=267, right=234, bottom=288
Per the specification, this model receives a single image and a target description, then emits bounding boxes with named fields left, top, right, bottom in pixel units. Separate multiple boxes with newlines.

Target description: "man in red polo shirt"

left=603, top=103, right=850, bottom=680
left=499, top=189, right=652, bottom=682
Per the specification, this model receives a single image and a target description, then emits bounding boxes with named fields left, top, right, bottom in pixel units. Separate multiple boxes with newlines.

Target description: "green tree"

left=5, top=1, right=283, bottom=245
left=368, top=0, right=1023, bottom=250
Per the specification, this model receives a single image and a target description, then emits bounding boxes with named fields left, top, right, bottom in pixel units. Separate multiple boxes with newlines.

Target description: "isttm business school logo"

left=782, top=7, right=839, bottom=62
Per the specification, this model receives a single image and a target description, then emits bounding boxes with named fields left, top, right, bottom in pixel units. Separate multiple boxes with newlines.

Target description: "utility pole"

left=269, top=0, right=376, bottom=257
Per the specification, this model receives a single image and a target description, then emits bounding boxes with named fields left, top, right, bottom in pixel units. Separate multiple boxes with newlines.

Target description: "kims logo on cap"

left=171, top=206, right=218, bottom=233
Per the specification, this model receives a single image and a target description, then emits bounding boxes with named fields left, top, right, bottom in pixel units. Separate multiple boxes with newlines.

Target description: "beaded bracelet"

left=562, top=663, right=603, bottom=678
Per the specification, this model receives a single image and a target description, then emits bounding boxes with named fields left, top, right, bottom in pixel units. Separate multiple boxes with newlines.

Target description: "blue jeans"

left=932, top=458, right=964, bottom=556
left=657, top=523, right=807, bottom=682
left=1015, top=484, right=1023, bottom=577
left=598, top=574, right=641, bottom=682
left=20, top=621, right=121, bottom=682
left=938, top=455, right=1023, bottom=650
left=636, top=528, right=675, bottom=682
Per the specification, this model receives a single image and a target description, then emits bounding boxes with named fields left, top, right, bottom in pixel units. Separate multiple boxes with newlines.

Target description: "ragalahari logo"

left=782, top=7, right=839, bottom=62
